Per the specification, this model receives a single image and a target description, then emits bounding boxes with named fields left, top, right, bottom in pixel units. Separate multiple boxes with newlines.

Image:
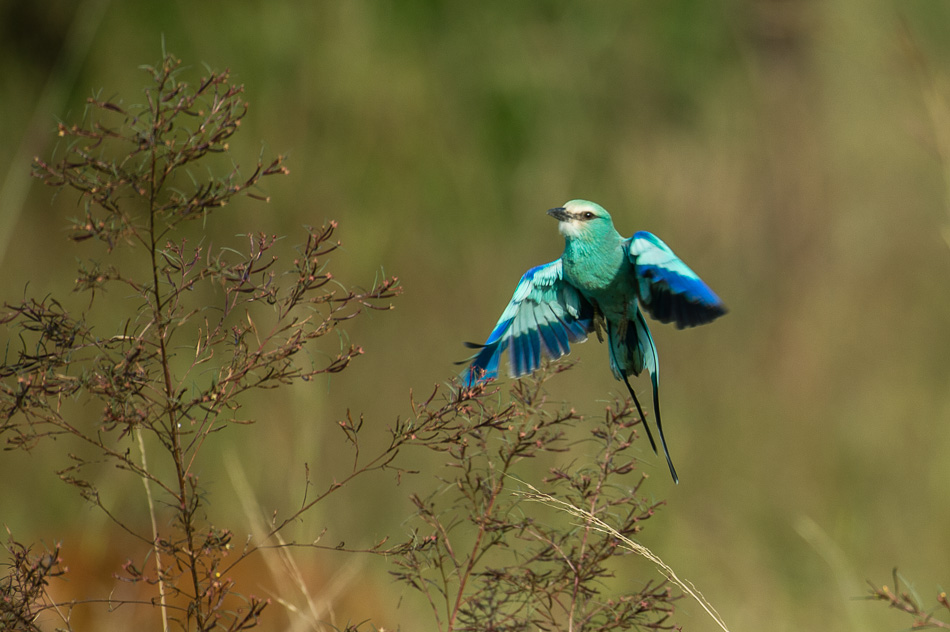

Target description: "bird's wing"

left=461, top=259, right=595, bottom=386
left=626, top=231, right=727, bottom=329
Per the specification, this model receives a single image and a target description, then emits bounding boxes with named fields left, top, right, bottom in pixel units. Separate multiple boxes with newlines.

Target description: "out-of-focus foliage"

left=867, top=568, right=950, bottom=629
left=2, top=2, right=950, bottom=631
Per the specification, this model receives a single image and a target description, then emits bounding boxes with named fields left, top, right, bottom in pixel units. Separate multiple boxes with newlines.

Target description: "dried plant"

left=1, top=53, right=398, bottom=630
left=389, top=367, right=682, bottom=631
left=0, top=538, right=67, bottom=631
left=867, top=569, right=950, bottom=630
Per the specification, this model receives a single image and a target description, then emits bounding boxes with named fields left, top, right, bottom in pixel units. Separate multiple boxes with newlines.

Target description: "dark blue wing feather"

left=462, top=260, right=594, bottom=386
left=626, top=231, right=727, bottom=329
left=538, top=303, right=569, bottom=357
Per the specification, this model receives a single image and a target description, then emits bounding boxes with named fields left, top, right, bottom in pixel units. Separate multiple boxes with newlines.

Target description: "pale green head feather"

left=564, top=199, right=611, bottom=220
left=554, top=200, right=618, bottom=241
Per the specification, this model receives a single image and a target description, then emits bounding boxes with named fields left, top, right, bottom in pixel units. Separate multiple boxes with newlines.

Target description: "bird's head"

left=546, top=200, right=615, bottom=241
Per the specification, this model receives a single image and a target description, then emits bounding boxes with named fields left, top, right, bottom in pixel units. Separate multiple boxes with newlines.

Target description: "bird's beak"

left=547, top=207, right=570, bottom=221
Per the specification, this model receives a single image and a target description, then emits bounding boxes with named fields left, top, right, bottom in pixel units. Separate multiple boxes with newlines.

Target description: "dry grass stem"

left=516, top=479, right=732, bottom=632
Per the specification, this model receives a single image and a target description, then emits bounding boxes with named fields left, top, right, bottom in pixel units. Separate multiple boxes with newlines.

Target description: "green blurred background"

left=3, top=1, right=950, bottom=630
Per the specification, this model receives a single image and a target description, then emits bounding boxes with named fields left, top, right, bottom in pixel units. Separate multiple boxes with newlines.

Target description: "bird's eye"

left=583, top=212, right=595, bottom=220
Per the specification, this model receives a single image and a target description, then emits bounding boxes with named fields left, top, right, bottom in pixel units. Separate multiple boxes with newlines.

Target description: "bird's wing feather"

left=626, top=231, right=727, bottom=329
left=462, top=260, right=594, bottom=386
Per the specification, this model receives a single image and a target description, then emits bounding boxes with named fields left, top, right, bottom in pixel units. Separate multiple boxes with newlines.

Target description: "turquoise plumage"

left=462, top=200, right=726, bottom=483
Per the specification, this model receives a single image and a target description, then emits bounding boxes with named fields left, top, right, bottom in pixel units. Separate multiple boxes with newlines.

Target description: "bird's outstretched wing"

left=461, top=260, right=595, bottom=386
left=626, top=231, right=727, bottom=329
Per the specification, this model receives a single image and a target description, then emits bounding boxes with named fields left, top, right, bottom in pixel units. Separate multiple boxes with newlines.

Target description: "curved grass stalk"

left=136, top=429, right=169, bottom=632
left=515, top=479, right=732, bottom=632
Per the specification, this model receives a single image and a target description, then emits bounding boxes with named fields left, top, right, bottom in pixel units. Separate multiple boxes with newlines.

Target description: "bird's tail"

left=606, top=310, right=678, bottom=484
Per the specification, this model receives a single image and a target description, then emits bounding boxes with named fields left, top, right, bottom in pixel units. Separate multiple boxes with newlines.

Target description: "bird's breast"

left=562, top=251, right=624, bottom=293
left=562, top=253, right=636, bottom=320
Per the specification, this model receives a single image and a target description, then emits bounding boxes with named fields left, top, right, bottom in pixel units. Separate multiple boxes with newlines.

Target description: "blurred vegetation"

left=867, top=568, right=950, bottom=629
left=2, top=1, right=950, bottom=631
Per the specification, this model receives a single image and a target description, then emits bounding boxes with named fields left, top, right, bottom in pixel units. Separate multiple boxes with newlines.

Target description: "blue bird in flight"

left=461, top=200, right=726, bottom=483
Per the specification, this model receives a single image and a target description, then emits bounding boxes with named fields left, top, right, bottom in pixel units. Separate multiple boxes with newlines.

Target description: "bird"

left=460, top=200, right=726, bottom=483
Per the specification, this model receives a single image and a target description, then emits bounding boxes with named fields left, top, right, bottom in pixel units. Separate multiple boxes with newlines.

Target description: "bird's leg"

left=592, top=306, right=606, bottom=343
left=616, top=315, right=628, bottom=343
